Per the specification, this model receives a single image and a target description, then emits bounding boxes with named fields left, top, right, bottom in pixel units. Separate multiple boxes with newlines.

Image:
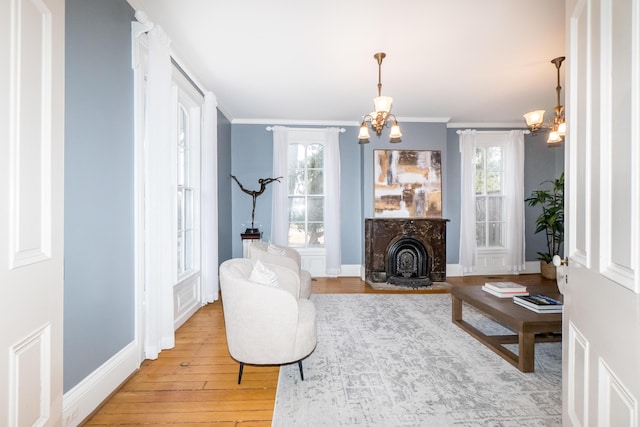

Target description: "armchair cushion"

left=248, top=260, right=279, bottom=287
left=248, top=241, right=312, bottom=299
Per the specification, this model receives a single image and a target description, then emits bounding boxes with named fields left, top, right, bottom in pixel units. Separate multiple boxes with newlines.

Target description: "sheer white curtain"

left=201, top=92, right=219, bottom=302
left=504, top=130, right=525, bottom=272
left=323, top=128, right=341, bottom=276
left=143, top=26, right=174, bottom=359
left=459, top=129, right=477, bottom=273
left=271, top=126, right=289, bottom=245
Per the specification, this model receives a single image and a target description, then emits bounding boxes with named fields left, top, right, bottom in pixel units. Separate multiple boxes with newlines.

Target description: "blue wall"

left=64, top=0, right=135, bottom=392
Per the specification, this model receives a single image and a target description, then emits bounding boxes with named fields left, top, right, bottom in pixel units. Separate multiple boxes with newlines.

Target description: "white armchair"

left=219, top=258, right=317, bottom=383
left=247, top=241, right=312, bottom=299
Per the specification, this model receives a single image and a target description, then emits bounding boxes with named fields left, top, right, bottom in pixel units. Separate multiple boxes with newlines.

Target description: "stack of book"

left=481, top=281, right=529, bottom=298
left=513, top=294, right=563, bottom=313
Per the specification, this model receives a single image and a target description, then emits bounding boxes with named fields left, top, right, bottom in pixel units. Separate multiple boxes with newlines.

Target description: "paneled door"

left=0, top=0, right=65, bottom=425
left=563, top=0, right=640, bottom=425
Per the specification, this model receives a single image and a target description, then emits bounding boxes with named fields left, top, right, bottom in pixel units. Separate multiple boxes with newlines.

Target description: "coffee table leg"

left=452, top=295, right=462, bottom=322
left=519, top=332, right=535, bottom=372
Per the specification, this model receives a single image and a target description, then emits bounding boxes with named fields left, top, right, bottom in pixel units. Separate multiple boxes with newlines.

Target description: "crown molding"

left=447, top=122, right=528, bottom=128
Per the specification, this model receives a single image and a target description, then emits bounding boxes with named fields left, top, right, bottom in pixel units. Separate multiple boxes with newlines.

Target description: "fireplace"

left=365, top=218, right=448, bottom=286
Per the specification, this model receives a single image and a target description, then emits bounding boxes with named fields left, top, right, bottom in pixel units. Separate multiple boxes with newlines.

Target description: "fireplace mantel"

left=364, top=218, right=448, bottom=284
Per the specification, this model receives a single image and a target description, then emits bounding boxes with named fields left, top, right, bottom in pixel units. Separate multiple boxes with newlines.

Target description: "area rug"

left=272, top=294, right=561, bottom=427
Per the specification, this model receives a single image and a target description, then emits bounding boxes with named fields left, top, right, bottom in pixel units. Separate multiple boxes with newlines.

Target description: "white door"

left=563, top=0, right=640, bottom=425
left=0, top=0, right=65, bottom=425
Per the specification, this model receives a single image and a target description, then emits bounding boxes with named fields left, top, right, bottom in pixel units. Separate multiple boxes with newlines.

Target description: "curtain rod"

left=266, top=126, right=345, bottom=133
left=456, top=129, right=531, bottom=134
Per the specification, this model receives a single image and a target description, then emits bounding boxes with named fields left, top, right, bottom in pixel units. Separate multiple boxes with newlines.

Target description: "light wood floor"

left=82, top=274, right=555, bottom=426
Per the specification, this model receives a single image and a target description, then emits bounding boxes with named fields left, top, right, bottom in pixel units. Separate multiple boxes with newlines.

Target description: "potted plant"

left=525, top=172, right=564, bottom=279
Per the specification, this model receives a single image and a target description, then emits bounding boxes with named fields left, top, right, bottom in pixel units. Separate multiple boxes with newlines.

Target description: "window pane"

left=307, top=144, right=324, bottom=168
left=475, top=197, right=486, bottom=221
left=288, top=144, right=305, bottom=169
left=474, top=148, right=485, bottom=168
left=475, top=170, right=485, bottom=195
left=487, top=197, right=502, bottom=221
left=307, top=170, right=323, bottom=194
left=307, top=223, right=324, bottom=246
left=185, top=229, right=192, bottom=270
left=486, top=171, right=502, bottom=194
left=308, top=197, right=323, bottom=221
left=184, top=189, right=192, bottom=229
left=475, top=223, right=486, bottom=247
left=288, top=169, right=305, bottom=195
left=177, top=232, right=184, bottom=273
left=177, top=191, right=183, bottom=231
left=287, top=223, right=306, bottom=247
left=486, top=147, right=502, bottom=193
left=178, top=106, right=188, bottom=186
left=486, top=147, right=502, bottom=171
left=288, top=197, right=305, bottom=222
left=488, top=222, right=503, bottom=247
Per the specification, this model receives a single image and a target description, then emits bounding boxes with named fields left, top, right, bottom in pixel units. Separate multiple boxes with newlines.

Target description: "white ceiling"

left=130, top=0, right=566, bottom=127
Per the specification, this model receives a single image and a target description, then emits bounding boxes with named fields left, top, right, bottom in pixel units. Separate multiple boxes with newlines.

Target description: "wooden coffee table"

left=450, top=284, right=562, bottom=372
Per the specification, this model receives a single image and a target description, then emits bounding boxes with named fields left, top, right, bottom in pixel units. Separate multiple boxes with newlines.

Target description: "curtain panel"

left=459, top=129, right=477, bottom=273
left=143, top=26, right=175, bottom=359
left=201, top=92, right=219, bottom=302
left=504, top=130, right=525, bottom=272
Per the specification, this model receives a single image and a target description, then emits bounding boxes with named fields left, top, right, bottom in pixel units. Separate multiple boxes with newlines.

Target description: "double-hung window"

left=475, top=142, right=505, bottom=250
left=173, top=70, right=202, bottom=281
left=287, top=142, right=324, bottom=247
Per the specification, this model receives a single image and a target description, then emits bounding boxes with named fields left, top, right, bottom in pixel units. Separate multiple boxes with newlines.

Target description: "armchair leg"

left=298, top=360, right=304, bottom=381
left=238, top=362, right=244, bottom=384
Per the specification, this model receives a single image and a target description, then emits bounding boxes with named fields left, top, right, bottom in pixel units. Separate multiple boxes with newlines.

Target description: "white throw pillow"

left=249, top=260, right=279, bottom=287
left=267, top=243, right=286, bottom=256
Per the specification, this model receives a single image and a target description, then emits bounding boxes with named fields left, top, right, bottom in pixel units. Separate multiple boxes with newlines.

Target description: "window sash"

left=475, top=145, right=505, bottom=249
left=287, top=142, right=324, bottom=248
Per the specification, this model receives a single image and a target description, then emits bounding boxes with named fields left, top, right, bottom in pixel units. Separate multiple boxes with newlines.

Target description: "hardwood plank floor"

left=82, top=273, right=555, bottom=426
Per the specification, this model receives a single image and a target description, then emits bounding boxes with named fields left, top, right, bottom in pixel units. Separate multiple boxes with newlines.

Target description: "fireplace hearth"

left=365, top=218, right=448, bottom=287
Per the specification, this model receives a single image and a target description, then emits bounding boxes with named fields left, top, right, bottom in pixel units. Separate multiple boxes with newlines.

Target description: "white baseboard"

left=446, top=261, right=541, bottom=277
left=62, top=341, right=139, bottom=426
left=338, top=264, right=361, bottom=277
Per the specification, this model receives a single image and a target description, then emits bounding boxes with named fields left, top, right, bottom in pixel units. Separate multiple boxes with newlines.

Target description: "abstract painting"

left=373, top=149, right=442, bottom=218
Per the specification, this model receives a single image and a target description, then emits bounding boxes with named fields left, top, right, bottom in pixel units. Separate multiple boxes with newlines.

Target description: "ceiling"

left=129, top=0, right=566, bottom=127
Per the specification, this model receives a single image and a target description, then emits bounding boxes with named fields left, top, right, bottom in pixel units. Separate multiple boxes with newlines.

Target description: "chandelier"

left=357, top=52, right=402, bottom=144
left=523, top=56, right=567, bottom=144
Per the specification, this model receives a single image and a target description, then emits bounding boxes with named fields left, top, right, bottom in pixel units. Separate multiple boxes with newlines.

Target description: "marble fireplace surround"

left=364, top=218, right=448, bottom=285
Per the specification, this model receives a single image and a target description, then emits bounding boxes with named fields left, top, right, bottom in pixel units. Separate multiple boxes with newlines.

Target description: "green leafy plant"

left=525, top=172, right=564, bottom=263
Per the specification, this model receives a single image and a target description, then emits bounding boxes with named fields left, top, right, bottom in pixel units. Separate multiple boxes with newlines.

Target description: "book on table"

left=513, top=294, right=563, bottom=313
left=484, top=281, right=528, bottom=293
left=481, top=285, right=529, bottom=298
